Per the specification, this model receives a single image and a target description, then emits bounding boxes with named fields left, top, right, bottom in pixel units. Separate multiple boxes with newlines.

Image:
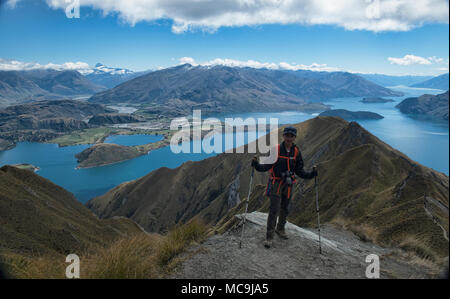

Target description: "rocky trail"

left=173, top=212, right=436, bottom=279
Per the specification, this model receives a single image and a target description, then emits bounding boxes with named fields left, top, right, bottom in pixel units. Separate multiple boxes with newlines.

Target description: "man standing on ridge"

left=251, top=126, right=317, bottom=249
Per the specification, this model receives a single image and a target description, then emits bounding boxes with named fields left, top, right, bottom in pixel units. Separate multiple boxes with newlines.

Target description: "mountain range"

left=0, top=69, right=106, bottom=107
left=88, top=64, right=401, bottom=115
left=287, top=70, right=404, bottom=98
left=357, top=74, right=434, bottom=87
left=411, top=73, right=449, bottom=90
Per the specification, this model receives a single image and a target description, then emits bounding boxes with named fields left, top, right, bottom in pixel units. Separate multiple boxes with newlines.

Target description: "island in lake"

left=396, top=91, right=449, bottom=121
left=75, top=143, right=145, bottom=168
left=360, top=97, right=394, bottom=103
left=13, top=163, right=40, bottom=172
left=319, top=109, right=384, bottom=120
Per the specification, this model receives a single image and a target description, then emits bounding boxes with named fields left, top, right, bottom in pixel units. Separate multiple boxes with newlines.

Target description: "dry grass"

left=398, top=235, right=438, bottom=263
left=331, top=216, right=444, bottom=274
left=1, top=253, right=66, bottom=279
left=331, top=216, right=379, bottom=243
left=155, top=218, right=208, bottom=269
left=83, top=233, right=161, bottom=279
left=1, top=218, right=208, bottom=279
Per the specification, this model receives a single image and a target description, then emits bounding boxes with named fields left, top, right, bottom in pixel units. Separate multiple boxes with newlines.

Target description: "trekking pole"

left=239, top=166, right=255, bottom=249
left=314, top=168, right=322, bottom=255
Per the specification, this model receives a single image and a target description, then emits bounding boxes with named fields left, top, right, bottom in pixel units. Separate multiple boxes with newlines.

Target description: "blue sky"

left=0, top=0, right=448, bottom=75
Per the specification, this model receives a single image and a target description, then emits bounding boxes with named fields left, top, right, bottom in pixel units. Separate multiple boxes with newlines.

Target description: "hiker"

left=251, top=126, right=317, bottom=248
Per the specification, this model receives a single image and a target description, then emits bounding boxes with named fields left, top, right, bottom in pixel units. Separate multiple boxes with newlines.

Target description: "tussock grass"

left=399, top=235, right=438, bottom=263
left=155, top=218, right=208, bottom=268
left=1, top=219, right=208, bottom=279
left=1, top=253, right=66, bottom=279
left=84, top=233, right=161, bottom=279
left=331, top=216, right=379, bottom=243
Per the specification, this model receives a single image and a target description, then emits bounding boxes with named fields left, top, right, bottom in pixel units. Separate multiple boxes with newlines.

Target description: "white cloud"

left=388, top=54, right=449, bottom=66
left=388, top=54, right=433, bottom=65
left=5, top=0, right=20, bottom=8
left=178, top=57, right=341, bottom=72
left=9, top=0, right=449, bottom=33
left=0, top=58, right=93, bottom=74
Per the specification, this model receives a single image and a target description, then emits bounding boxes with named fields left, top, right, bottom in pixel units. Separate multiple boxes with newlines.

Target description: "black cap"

left=283, top=126, right=297, bottom=137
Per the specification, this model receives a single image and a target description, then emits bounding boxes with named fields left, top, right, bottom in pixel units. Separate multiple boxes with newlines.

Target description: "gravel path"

left=173, top=212, right=433, bottom=279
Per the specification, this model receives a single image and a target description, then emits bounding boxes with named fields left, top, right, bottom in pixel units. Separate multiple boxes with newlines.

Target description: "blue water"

left=0, top=131, right=265, bottom=203
left=0, top=86, right=448, bottom=202
left=104, top=134, right=164, bottom=146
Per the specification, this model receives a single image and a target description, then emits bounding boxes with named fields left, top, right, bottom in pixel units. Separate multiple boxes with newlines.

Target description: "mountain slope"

left=22, top=69, right=106, bottom=95
left=0, top=71, right=52, bottom=107
left=0, top=165, right=142, bottom=257
left=290, top=70, right=403, bottom=98
left=89, top=65, right=400, bottom=114
left=396, top=91, right=449, bottom=121
left=411, top=73, right=449, bottom=90
left=87, top=116, right=449, bottom=261
left=358, top=74, right=433, bottom=87
left=0, top=70, right=106, bottom=107
left=89, top=64, right=332, bottom=112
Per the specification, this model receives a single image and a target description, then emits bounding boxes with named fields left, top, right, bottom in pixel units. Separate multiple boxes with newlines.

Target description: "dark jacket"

left=254, top=142, right=315, bottom=180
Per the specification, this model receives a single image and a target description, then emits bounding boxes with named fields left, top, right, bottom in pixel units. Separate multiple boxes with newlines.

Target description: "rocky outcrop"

left=173, top=212, right=436, bottom=278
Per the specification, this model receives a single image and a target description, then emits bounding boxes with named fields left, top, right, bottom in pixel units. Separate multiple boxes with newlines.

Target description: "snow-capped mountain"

left=87, top=63, right=135, bottom=76
left=85, top=63, right=151, bottom=89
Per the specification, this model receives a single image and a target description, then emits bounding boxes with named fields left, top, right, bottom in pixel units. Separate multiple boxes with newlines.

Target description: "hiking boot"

left=275, top=229, right=289, bottom=240
left=264, top=239, right=273, bottom=249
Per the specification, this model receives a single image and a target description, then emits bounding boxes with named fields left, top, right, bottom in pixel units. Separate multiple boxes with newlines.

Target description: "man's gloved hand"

left=312, top=166, right=318, bottom=177
left=251, top=156, right=258, bottom=168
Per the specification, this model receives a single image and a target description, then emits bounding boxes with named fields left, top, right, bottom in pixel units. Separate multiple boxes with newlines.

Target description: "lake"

left=0, top=131, right=266, bottom=203
left=0, top=86, right=448, bottom=203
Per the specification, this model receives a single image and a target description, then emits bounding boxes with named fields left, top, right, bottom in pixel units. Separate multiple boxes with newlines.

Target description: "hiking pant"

left=266, top=180, right=292, bottom=240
